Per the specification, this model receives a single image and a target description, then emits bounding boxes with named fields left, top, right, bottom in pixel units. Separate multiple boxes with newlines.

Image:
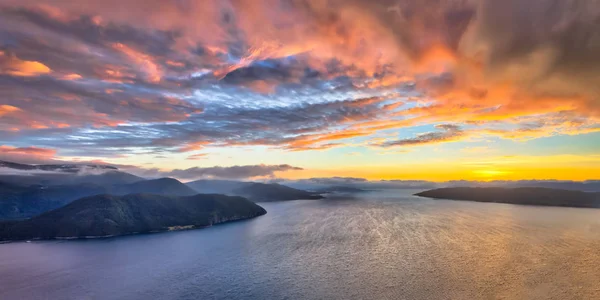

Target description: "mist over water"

left=1, top=190, right=600, bottom=300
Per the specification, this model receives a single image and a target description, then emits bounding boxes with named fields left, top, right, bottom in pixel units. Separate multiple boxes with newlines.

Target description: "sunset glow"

left=0, top=0, right=598, bottom=181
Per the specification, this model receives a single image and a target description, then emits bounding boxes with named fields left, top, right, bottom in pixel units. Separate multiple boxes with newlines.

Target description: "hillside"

left=113, top=178, right=197, bottom=196
left=187, top=180, right=324, bottom=202
left=0, top=178, right=196, bottom=220
left=314, top=186, right=368, bottom=193
left=415, top=187, right=600, bottom=208
left=186, top=179, right=250, bottom=194
left=0, top=193, right=267, bottom=241
left=0, top=182, right=107, bottom=220
left=232, top=183, right=324, bottom=202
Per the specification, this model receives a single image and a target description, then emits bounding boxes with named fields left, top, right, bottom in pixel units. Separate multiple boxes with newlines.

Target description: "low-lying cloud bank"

left=277, top=177, right=600, bottom=192
left=1, top=159, right=598, bottom=191
left=125, top=164, right=303, bottom=180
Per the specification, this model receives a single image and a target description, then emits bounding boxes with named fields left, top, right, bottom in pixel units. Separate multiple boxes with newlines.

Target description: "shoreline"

left=0, top=212, right=266, bottom=244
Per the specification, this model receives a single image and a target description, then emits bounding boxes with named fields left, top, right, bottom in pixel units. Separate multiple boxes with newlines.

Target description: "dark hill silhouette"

left=186, top=179, right=250, bottom=194
left=0, top=178, right=198, bottom=220
left=314, top=186, right=368, bottom=193
left=415, top=187, right=600, bottom=208
left=0, top=182, right=107, bottom=220
left=186, top=180, right=324, bottom=202
left=232, top=183, right=323, bottom=202
left=0, top=193, right=267, bottom=241
left=112, top=178, right=197, bottom=196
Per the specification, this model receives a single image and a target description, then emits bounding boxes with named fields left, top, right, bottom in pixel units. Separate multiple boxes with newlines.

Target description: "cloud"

left=0, top=105, right=21, bottom=116
left=186, top=153, right=208, bottom=160
left=0, top=0, right=597, bottom=161
left=0, top=145, right=57, bottom=163
left=0, top=50, right=50, bottom=76
left=378, top=124, right=465, bottom=147
left=297, top=177, right=368, bottom=185
left=144, top=164, right=304, bottom=180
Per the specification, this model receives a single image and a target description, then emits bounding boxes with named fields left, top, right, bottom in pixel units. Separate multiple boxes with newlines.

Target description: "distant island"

left=314, top=186, right=368, bottom=193
left=415, top=187, right=600, bottom=208
left=0, top=193, right=267, bottom=241
left=186, top=180, right=323, bottom=202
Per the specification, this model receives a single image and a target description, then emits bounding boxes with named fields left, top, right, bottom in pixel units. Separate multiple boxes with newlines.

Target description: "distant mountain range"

left=0, top=177, right=197, bottom=220
left=280, top=178, right=600, bottom=192
left=185, top=179, right=249, bottom=194
left=186, top=180, right=323, bottom=202
left=0, top=160, right=326, bottom=220
left=415, top=187, right=600, bottom=208
left=313, top=186, right=368, bottom=193
left=0, top=193, right=267, bottom=241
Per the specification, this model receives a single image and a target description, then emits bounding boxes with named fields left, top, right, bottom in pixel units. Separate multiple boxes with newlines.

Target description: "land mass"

left=314, top=186, right=368, bottom=193
left=0, top=178, right=200, bottom=220
left=232, top=183, right=324, bottom=202
left=0, top=193, right=267, bottom=241
left=415, top=187, right=600, bottom=208
left=186, top=180, right=324, bottom=202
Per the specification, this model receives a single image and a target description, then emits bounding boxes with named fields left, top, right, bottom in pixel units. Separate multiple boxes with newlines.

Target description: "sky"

left=0, top=0, right=599, bottom=181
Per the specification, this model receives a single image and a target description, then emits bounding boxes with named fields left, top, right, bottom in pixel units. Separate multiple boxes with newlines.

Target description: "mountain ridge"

left=0, top=193, right=267, bottom=241
left=0, top=177, right=197, bottom=220
left=415, top=187, right=600, bottom=208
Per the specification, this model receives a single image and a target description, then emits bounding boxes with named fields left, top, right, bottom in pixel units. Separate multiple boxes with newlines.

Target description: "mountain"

left=232, top=183, right=324, bottom=202
left=0, top=181, right=107, bottom=220
left=113, top=178, right=197, bottom=196
left=187, top=180, right=324, bottom=202
left=0, top=178, right=196, bottom=220
left=0, top=193, right=267, bottom=241
left=186, top=179, right=250, bottom=194
left=314, top=186, right=368, bottom=193
left=445, top=180, right=600, bottom=192
left=415, top=187, right=600, bottom=208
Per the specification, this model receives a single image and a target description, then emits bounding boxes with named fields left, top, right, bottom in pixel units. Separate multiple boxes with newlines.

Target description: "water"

left=1, top=190, right=600, bottom=300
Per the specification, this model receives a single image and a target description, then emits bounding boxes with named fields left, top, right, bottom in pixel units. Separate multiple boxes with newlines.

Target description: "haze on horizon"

left=0, top=0, right=599, bottom=182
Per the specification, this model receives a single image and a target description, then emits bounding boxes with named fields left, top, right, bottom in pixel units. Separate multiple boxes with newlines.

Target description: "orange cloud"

left=187, top=153, right=208, bottom=160
left=61, top=73, right=82, bottom=80
left=178, top=141, right=211, bottom=153
left=0, top=51, right=51, bottom=77
left=0, top=105, right=21, bottom=116
left=0, top=146, right=57, bottom=164
left=112, top=43, right=161, bottom=83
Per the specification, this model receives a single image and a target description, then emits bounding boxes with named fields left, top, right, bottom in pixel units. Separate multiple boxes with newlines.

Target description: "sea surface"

left=1, top=190, right=600, bottom=300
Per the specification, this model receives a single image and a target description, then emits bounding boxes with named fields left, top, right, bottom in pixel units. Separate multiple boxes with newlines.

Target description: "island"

left=186, top=180, right=324, bottom=202
left=314, top=186, right=368, bottom=193
left=415, top=187, right=600, bottom=208
left=0, top=193, right=267, bottom=241
left=232, top=183, right=324, bottom=202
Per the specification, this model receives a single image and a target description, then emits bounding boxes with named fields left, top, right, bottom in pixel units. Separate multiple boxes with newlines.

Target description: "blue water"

left=1, top=190, right=600, bottom=300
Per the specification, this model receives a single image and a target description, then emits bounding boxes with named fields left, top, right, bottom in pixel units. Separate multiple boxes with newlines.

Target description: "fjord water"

left=1, top=190, right=600, bottom=300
